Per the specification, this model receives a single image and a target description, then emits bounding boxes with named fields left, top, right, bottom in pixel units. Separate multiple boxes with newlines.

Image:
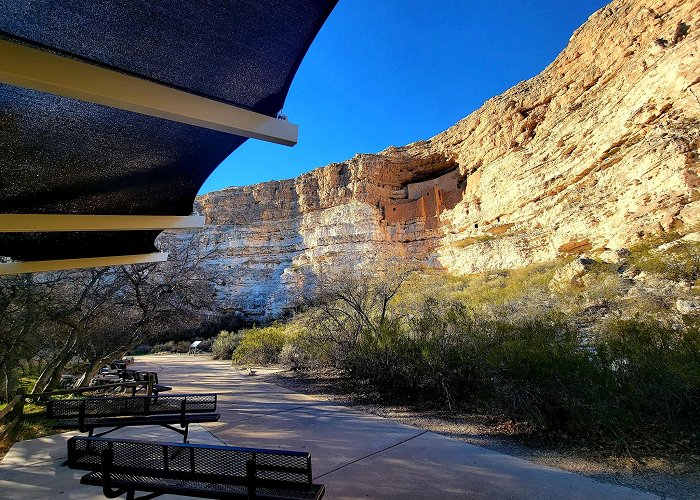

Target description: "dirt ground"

left=264, top=369, right=700, bottom=500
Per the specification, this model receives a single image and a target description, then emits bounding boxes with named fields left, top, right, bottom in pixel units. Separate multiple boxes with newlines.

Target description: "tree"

left=0, top=274, right=47, bottom=400
left=0, top=229, right=221, bottom=399
left=31, top=267, right=119, bottom=393
left=306, top=266, right=412, bottom=365
left=73, top=231, right=219, bottom=386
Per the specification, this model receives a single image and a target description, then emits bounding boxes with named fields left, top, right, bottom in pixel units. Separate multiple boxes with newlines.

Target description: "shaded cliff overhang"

left=0, top=0, right=338, bottom=270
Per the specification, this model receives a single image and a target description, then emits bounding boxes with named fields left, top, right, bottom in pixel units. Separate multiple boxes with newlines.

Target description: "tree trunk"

left=33, top=352, right=72, bottom=394
left=77, top=354, right=113, bottom=388
left=32, top=332, right=78, bottom=394
left=33, top=353, right=61, bottom=394
left=0, top=368, right=7, bottom=402
left=44, top=356, right=71, bottom=392
left=1, top=364, right=19, bottom=402
left=32, top=360, right=54, bottom=394
left=76, top=342, right=135, bottom=388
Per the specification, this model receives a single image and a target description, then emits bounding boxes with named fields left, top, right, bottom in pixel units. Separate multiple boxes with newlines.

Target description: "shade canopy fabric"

left=0, top=0, right=337, bottom=263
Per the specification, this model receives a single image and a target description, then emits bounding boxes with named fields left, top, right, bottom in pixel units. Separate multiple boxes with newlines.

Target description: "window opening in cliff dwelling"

left=474, top=223, right=479, bottom=229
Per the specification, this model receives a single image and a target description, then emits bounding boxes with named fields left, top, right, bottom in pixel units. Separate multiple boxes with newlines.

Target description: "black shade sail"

left=0, top=0, right=337, bottom=263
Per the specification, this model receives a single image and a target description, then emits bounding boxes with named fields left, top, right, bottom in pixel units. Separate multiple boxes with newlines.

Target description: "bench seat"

left=118, top=370, right=173, bottom=394
left=152, top=383, right=172, bottom=393
left=68, top=436, right=325, bottom=500
left=48, top=394, right=219, bottom=442
left=55, top=412, right=220, bottom=429
left=80, top=472, right=324, bottom=499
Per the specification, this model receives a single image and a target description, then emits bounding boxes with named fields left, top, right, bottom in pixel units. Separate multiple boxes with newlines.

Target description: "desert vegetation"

left=222, top=236, right=700, bottom=449
left=3, top=230, right=698, bottom=456
left=0, top=232, right=218, bottom=401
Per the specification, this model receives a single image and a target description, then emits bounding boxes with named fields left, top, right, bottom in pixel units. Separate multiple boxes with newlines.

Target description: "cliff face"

left=172, top=0, right=700, bottom=319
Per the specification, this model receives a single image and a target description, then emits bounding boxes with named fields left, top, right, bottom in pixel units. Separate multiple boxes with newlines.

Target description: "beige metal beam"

left=0, top=252, right=169, bottom=275
left=0, top=39, right=298, bottom=146
left=0, top=214, right=205, bottom=232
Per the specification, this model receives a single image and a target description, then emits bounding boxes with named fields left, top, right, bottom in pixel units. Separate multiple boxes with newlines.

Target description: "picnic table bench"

left=120, top=370, right=172, bottom=395
left=111, top=360, right=128, bottom=370
left=92, top=369, right=171, bottom=396
left=47, top=393, right=219, bottom=442
left=68, top=436, right=325, bottom=500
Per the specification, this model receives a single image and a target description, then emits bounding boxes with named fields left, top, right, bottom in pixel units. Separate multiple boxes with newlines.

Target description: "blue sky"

left=199, top=0, right=610, bottom=194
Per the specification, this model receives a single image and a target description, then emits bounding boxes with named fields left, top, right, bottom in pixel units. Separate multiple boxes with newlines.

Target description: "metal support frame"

left=0, top=39, right=298, bottom=145
left=0, top=253, right=169, bottom=275
left=0, top=214, right=205, bottom=232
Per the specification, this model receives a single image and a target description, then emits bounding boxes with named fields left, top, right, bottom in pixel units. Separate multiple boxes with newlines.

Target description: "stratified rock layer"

left=167, top=0, right=700, bottom=319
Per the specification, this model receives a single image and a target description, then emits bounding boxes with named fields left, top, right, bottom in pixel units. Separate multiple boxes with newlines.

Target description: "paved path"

left=0, top=354, right=659, bottom=499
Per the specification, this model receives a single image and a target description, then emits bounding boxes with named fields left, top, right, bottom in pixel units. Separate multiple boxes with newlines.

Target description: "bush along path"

left=211, top=258, right=699, bottom=492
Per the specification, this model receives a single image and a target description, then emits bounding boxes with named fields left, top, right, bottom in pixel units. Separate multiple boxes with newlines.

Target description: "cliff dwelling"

left=382, top=168, right=464, bottom=229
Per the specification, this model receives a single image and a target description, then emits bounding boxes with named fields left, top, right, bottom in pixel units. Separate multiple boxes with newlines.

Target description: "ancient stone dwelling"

left=382, top=169, right=464, bottom=229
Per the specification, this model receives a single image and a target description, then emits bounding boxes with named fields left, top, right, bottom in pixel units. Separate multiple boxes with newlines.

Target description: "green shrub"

left=344, top=322, right=418, bottom=402
left=211, top=330, right=242, bottom=360
left=343, top=300, right=492, bottom=408
left=596, top=318, right=700, bottom=428
left=629, top=236, right=700, bottom=283
left=232, top=324, right=286, bottom=365
left=194, top=338, right=212, bottom=352
left=487, top=316, right=604, bottom=430
left=150, top=342, right=170, bottom=353
left=450, top=261, right=558, bottom=314
left=404, top=300, right=492, bottom=407
left=332, top=298, right=700, bottom=435
left=131, top=344, right=152, bottom=355
left=278, top=321, right=331, bottom=370
left=151, top=340, right=190, bottom=353
left=286, top=265, right=700, bottom=440
left=660, top=242, right=700, bottom=283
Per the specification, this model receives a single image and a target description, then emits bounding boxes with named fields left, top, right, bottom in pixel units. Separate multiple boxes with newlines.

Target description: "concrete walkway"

left=0, top=355, right=659, bottom=499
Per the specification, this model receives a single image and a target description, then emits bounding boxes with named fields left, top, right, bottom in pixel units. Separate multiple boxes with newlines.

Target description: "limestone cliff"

left=166, top=0, right=700, bottom=319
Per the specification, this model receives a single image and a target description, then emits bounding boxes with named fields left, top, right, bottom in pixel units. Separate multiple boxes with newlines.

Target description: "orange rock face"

left=165, top=0, right=700, bottom=319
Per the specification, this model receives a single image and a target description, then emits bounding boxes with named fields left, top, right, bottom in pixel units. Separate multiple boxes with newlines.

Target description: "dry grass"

left=0, top=402, right=64, bottom=462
